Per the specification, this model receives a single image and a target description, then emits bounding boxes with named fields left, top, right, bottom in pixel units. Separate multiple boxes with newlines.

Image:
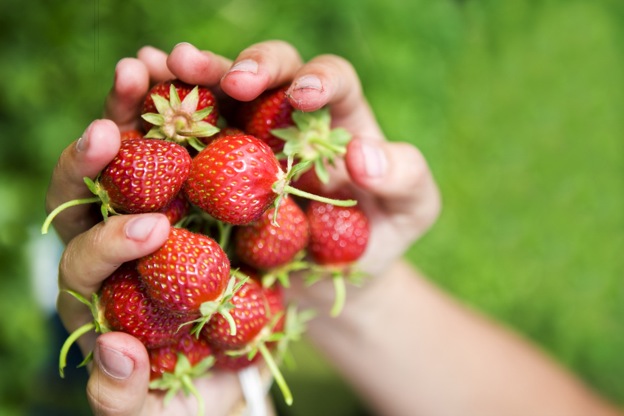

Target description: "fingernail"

left=174, top=41, right=193, bottom=49
left=290, top=75, right=323, bottom=92
left=228, top=59, right=258, bottom=74
left=76, top=123, right=95, bottom=152
left=360, top=142, right=387, bottom=178
left=96, top=345, right=134, bottom=380
left=125, top=215, right=160, bottom=242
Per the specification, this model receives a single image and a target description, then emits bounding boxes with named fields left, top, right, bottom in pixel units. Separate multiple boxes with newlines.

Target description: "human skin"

left=45, top=41, right=619, bottom=416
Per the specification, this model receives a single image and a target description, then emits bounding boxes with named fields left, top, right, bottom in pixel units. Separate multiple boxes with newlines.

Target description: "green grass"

left=1, top=0, right=622, bottom=414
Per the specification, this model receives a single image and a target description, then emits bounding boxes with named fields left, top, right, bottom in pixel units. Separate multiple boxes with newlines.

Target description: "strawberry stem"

left=330, top=273, right=346, bottom=317
left=181, top=375, right=205, bottom=416
left=41, top=196, right=100, bottom=234
left=258, top=342, right=293, bottom=406
left=282, top=185, right=356, bottom=207
left=59, top=321, right=95, bottom=378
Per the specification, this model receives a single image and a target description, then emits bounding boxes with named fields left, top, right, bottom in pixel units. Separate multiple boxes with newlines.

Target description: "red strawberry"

left=120, top=129, right=144, bottom=141
left=271, top=108, right=352, bottom=184
left=184, top=134, right=356, bottom=226
left=205, top=278, right=293, bottom=405
left=148, top=332, right=215, bottom=416
left=98, top=138, right=192, bottom=215
left=41, top=138, right=192, bottom=234
left=184, top=134, right=284, bottom=225
left=199, top=126, right=245, bottom=146
left=235, top=85, right=294, bottom=153
left=141, top=79, right=220, bottom=149
left=305, top=198, right=370, bottom=316
left=211, top=347, right=263, bottom=371
left=234, top=196, right=309, bottom=271
left=306, top=199, right=369, bottom=266
left=57, top=263, right=187, bottom=377
left=100, top=263, right=189, bottom=349
left=137, top=227, right=231, bottom=318
left=158, top=192, right=190, bottom=225
left=148, top=332, right=213, bottom=381
left=202, top=275, right=269, bottom=350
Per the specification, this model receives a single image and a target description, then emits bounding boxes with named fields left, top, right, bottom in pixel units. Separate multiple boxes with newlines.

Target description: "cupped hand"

left=45, top=39, right=440, bottom=415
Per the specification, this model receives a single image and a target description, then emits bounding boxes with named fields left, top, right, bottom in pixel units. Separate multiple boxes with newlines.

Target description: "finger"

left=103, top=58, right=151, bottom=132
left=285, top=54, right=383, bottom=139
left=57, top=213, right=170, bottom=341
left=137, top=46, right=174, bottom=83
left=58, top=213, right=170, bottom=300
left=166, top=42, right=233, bottom=87
left=345, top=138, right=441, bottom=225
left=87, top=332, right=150, bottom=416
left=45, top=119, right=121, bottom=244
left=220, top=40, right=304, bottom=101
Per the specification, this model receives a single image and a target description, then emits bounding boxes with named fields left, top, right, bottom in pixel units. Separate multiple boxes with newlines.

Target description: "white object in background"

left=238, top=365, right=271, bottom=416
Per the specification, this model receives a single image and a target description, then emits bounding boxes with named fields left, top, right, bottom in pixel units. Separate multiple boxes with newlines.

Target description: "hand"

left=164, top=41, right=441, bottom=311
left=45, top=40, right=440, bottom=415
left=47, top=46, right=247, bottom=416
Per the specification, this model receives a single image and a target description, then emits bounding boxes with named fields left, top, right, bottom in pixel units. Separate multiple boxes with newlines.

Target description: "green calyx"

left=142, top=84, right=219, bottom=150
left=189, top=271, right=249, bottom=338
left=149, top=353, right=215, bottom=416
left=58, top=290, right=109, bottom=377
left=261, top=251, right=310, bottom=288
left=270, top=156, right=357, bottom=226
left=304, top=265, right=368, bottom=317
left=41, top=176, right=118, bottom=235
left=272, top=108, right=352, bottom=184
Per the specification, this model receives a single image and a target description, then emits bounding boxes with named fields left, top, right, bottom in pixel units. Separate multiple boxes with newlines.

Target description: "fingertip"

left=137, top=45, right=173, bottom=83
left=88, top=333, right=149, bottom=415
left=74, top=119, right=120, bottom=175
left=220, top=59, right=269, bottom=102
left=168, top=43, right=232, bottom=86
left=123, top=213, right=171, bottom=245
left=113, top=58, right=150, bottom=97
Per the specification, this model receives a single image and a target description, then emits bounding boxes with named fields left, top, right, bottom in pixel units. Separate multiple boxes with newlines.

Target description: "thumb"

left=88, top=332, right=150, bottom=416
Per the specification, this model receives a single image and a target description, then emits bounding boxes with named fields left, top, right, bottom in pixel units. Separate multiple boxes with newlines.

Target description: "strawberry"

left=184, top=133, right=357, bottom=226
left=203, top=275, right=294, bottom=405
left=199, top=126, right=245, bottom=146
left=158, top=192, right=190, bottom=225
left=137, top=227, right=231, bottom=318
left=306, top=199, right=370, bottom=266
left=272, top=107, right=352, bottom=184
left=211, top=347, right=263, bottom=371
left=57, top=263, right=187, bottom=377
left=233, top=196, right=309, bottom=271
left=149, top=333, right=215, bottom=416
left=120, top=129, right=144, bottom=141
left=148, top=332, right=213, bottom=381
left=305, top=198, right=370, bottom=316
left=183, top=133, right=284, bottom=225
left=41, top=138, right=192, bottom=234
left=234, top=85, right=294, bottom=153
left=97, top=138, right=192, bottom=214
left=202, top=275, right=270, bottom=351
left=141, top=79, right=220, bottom=150
left=100, top=263, right=189, bottom=349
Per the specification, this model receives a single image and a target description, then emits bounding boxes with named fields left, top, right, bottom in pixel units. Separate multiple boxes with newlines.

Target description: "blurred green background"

left=1, top=0, right=622, bottom=414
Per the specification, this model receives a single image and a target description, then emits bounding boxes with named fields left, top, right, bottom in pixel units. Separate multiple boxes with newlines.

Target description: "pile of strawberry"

left=44, top=80, right=370, bottom=413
